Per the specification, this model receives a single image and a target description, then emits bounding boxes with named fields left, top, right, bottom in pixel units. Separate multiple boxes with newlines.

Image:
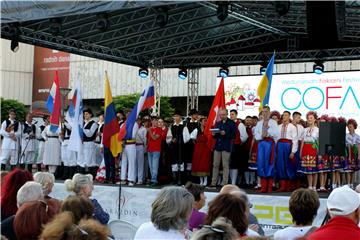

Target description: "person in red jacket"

left=308, top=186, right=360, bottom=240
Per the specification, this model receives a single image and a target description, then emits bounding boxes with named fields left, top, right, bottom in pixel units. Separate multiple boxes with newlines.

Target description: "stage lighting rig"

left=313, top=60, right=324, bottom=74
left=219, top=66, right=229, bottom=78
left=139, top=67, right=149, bottom=78
left=178, top=68, right=187, bottom=80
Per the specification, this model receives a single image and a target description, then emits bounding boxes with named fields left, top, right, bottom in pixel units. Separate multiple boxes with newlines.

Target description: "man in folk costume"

left=80, top=108, right=98, bottom=178
left=292, top=111, right=305, bottom=189
left=36, top=115, right=50, bottom=172
left=184, top=109, right=200, bottom=181
left=229, top=109, right=248, bottom=185
left=244, top=115, right=256, bottom=186
left=254, top=105, right=279, bottom=193
left=60, top=116, right=77, bottom=179
left=135, top=116, right=147, bottom=185
left=19, top=112, right=40, bottom=172
left=275, top=111, right=298, bottom=192
left=166, top=110, right=190, bottom=185
left=0, top=109, right=21, bottom=170
left=95, top=113, right=104, bottom=167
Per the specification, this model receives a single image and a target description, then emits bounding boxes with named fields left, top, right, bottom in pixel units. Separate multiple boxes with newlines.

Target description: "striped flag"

left=68, top=75, right=83, bottom=153
left=47, top=71, right=61, bottom=132
left=257, top=53, right=275, bottom=110
left=103, top=71, right=122, bottom=157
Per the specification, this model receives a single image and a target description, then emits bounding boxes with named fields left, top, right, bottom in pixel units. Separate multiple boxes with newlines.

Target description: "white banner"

left=51, top=183, right=327, bottom=236
left=220, top=71, right=360, bottom=132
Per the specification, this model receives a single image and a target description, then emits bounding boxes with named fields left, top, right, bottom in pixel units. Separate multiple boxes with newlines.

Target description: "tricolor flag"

left=103, top=71, right=122, bottom=157
left=118, top=80, right=155, bottom=141
left=47, top=71, right=61, bottom=132
left=204, top=77, right=226, bottom=149
left=257, top=53, right=275, bottom=110
left=68, top=75, right=83, bottom=153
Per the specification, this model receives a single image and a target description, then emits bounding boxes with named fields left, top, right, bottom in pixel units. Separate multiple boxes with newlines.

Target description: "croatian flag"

left=118, top=80, right=155, bottom=141
left=68, top=75, right=83, bottom=154
left=47, top=71, right=61, bottom=132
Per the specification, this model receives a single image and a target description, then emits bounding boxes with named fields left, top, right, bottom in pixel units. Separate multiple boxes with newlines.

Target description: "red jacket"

left=307, top=216, right=360, bottom=240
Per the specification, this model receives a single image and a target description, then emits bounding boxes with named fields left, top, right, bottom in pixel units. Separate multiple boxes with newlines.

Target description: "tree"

left=1, top=98, right=27, bottom=122
left=112, top=94, right=174, bottom=118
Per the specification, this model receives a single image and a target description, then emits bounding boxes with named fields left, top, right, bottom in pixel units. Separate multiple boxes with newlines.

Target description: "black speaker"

left=319, top=122, right=346, bottom=156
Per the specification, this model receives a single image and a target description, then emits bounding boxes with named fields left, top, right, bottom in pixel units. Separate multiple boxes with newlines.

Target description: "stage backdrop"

left=51, top=183, right=327, bottom=237
left=220, top=71, right=360, bottom=126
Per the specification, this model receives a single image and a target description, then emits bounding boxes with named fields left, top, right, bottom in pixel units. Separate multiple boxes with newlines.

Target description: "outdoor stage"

left=51, top=181, right=329, bottom=236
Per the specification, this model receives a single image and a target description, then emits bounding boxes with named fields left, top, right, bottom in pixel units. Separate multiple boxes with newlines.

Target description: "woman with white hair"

left=134, top=186, right=194, bottom=240
left=64, top=173, right=109, bottom=224
left=34, top=172, right=61, bottom=213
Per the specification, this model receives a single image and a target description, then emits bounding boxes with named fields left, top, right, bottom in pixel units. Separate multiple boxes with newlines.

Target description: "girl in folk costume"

left=191, top=117, right=212, bottom=186
left=344, top=119, right=360, bottom=188
left=316, top=115, right=331, bottom=192
left=270, top=111, right=281, bottom=125
left=41, top=122, right=61, bottom=174
left=299, top=111, right=319, bottom=190
left=249, top=113, right=263, bottom=190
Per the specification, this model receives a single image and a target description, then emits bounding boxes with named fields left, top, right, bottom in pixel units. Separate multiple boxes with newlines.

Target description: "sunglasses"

left=200, top=225, right=225, bottom=233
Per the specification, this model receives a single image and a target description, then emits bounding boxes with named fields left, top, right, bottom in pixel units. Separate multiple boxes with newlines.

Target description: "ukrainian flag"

left=103, top=71, right=122, bottom=156
left=257, top=53, right=275, bottom=110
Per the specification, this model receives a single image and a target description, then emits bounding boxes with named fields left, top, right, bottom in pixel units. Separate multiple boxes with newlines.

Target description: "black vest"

left=64, top=124, right=72, bottom=140
left=96, top=124, right=104, bottom=143
left=39, top=125, right=46, bottom=141
left=23, top=122, right=36, bottom=134
left=186, top=120, right=200, bottom=134
left=5, top=119, right=19, bottom=132
left=171, top=123, right=185, bottom=144
left=83, top=120, right=98, bottom=142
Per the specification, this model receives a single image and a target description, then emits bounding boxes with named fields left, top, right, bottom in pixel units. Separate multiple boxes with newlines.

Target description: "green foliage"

left=1, top=98, right=27, bottom=122
left=112, top=94, right=174, bottom=118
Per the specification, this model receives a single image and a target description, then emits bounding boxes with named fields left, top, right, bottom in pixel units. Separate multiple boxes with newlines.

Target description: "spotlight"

left=217, top=2, right=229, bottom=21
left=313, top=61, right=324, bottom=75
left=9, top=24, right=20, bottom=52
left=96, top=13, right=109, bottom=31
left=219, top=66, right=229, bottom=78
left=49, top=18, right=62, bottom=35
left=178, top=68, right=187, bottom=80
left=260, top=66, right=267, bottom=75
left=155, top=7, right=168, bottom=27
left=139, top=67, right=149, bottom=78
left=11, top=39, right=19, bottom=52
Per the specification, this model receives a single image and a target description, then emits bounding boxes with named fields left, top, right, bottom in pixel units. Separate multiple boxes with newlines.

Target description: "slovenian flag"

left=118, top=80, right=155, bottom=141
left=103, top=71, right=122, bottom=157
left=47, top=71, right=61, bottom=132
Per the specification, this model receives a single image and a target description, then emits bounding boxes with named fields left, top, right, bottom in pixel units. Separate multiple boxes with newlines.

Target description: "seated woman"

left=134, top=186, right=194, bottom=240
left=64, top=173, right=109, bottom=224
left=185, top=182, right=207, bottom=231
left=34, top=172, right=62, bottom=213
left=191, top=217, right=238, bottom=240
left=274, top=188, right=319, bottom=240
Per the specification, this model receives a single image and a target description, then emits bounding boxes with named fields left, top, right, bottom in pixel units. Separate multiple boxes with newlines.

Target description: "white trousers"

left=61, top=145, right=77, bottom=167
left=20, top=151, right=36, bottom=164
left=136, top=145, right=145, bottom=182
left=78, top=142, right=97, bottom=167
left=0, top=149, right=18, bottom=165
left=36, top=141, right=45, bottom=164
left=121, top=144, right=136, bottom=182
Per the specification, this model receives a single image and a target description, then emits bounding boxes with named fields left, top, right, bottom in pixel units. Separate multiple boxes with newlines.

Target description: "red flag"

left=204, top=77, right=226, bottom=149
left=49, top=71, right=61, bottom=132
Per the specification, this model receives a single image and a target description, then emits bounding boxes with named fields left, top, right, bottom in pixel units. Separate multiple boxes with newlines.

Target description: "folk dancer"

left=184, top=109, right=200, bottom=182
left=60, top=118, right=77, bottom=179
left=36, top=115, right=50, bottom=172
left=135, top=117, right=147, bottom=185
left=344, top=119, right=360, bottom=188
left=41, top=120, right=61, bottom=174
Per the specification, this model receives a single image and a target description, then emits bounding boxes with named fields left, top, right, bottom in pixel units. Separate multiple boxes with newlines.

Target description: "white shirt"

left=136, top=125, right=147, bottom=145
left=166, top=121, right=190, bottom=144
left=0, top=119, right=21, bottom=150
left=246, top=228, right=260, bottom=237
left=274, top=225, right=314, bottom=240
left=238, top=122, right=249, bottom=144
left=277, top=123, right=298, bottom=153
left=21, top=121, right=40, bottom=152
left=294, top=124, right=305, bottom=142
left=134, top=222, right=186, bottom=240
left=83, top=119, right=98, bottom=139
left=254, top=118, right=279, bottom=141
left=302, top=126, right=319, bottom=142
left=346, top=132, right=360, bottom=145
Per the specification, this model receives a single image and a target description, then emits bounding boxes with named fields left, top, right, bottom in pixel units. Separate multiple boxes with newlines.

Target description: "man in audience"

left=1, top=181, right=44, bottom=240
left=308, top=186, right=360, bottom=239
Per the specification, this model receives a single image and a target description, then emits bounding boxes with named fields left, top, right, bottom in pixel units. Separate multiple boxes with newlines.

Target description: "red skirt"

left=248, top=141, right=258, bottom=170
left=299, top=143, right=317, bottom=173
left=192, top=134, right=212, bottom=176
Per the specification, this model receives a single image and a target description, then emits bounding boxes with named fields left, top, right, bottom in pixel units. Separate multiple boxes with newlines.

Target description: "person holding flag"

left=81, top=108, right=98, bottom=178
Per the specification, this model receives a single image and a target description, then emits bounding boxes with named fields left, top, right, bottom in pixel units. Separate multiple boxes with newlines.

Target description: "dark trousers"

left=104, top=147, right=115, bottom=182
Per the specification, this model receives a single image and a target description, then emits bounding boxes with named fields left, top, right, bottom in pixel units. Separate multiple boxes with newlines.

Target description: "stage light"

left=9, top=24, right=20, bottom=52
left=219, top=66, right=229, bottom=78
left=139, top=68, right=149, bottom=78
left=178, top=68, right=187, bottom=80
left=155, top=7, right=168, bottom=27
left=49, top=18, right=62, bottom=35
left=313, top=61, right=324, bottom=75
left=11, top=39, right=19, bottom=52
left=217, top=2, right=229, bottom=21
left=260, top=66, right=266, bottom=75
left=96, top=13, right=109, bottom=31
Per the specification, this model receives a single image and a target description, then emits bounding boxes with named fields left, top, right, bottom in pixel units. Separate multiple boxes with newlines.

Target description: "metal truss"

left=155, top=47, right=360, bottom=68
left=1, top=25, right=145, bottom=67
left=150, top=68, right=161, bottom=116
left=186, top=68, right=200, bottom=116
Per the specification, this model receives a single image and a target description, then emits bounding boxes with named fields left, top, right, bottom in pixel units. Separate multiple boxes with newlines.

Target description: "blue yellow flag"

left=257, top=53, right=275, bottom=110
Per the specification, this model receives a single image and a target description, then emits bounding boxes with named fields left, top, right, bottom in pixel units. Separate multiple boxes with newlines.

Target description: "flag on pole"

left=48, top=71, right=61, bottom=132
left=118, top=80, right=154, bottom=141
left=204, top=77, right=226, bottom=149
left=103, top=71, right=122, bottom=157
left=68, top=75, right=83, bottom=153
left=257, top=53, right=275, bottom=110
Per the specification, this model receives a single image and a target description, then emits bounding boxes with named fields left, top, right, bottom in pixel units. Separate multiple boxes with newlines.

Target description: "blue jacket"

left=213, top=118, right=236, bottom=152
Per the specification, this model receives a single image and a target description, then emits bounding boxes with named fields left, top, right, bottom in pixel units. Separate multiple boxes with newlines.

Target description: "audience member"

left=13, top=200, right=57, bottom=240
left=0, top=169, right=33, bottom=220
left=274, top=188, right=320, bottom=240
left=185, top=182, right=207, bottom=230
left=308, top=186, right=360, bottom=239
left=355, top=183, right=360, bottom=193
left=1, top=181, right=44, bottom=240
left=34, top=172, right=62, bottom=213
left=134, top=186, right=194, bottom=240
left=39, top=211, right=110, bottom=240
left=64, top=173, right=109, bottom=224
left=191, top=217, right=238, bottom=240
left=60, top=195, right=94, bottom=224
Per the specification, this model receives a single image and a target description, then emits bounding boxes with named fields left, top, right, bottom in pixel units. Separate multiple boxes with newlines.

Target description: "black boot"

left=1, top=164, right=6, bottom=171
left=69, top=166, right=76, bottom=179
left=172, top=172, right=177, bottom=185
left=78, top=167, right=86, bottom=174
left=27, top=164, right=33, bottom=173
left=177, top=172, right=182, bottom=186
left=37, top=164, right=42, bottom=172
left=89, top=166, right=98, bottom=180
left=62, top=166, right=69, bottom=180
left=19, top=164, right=25, bottom=169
